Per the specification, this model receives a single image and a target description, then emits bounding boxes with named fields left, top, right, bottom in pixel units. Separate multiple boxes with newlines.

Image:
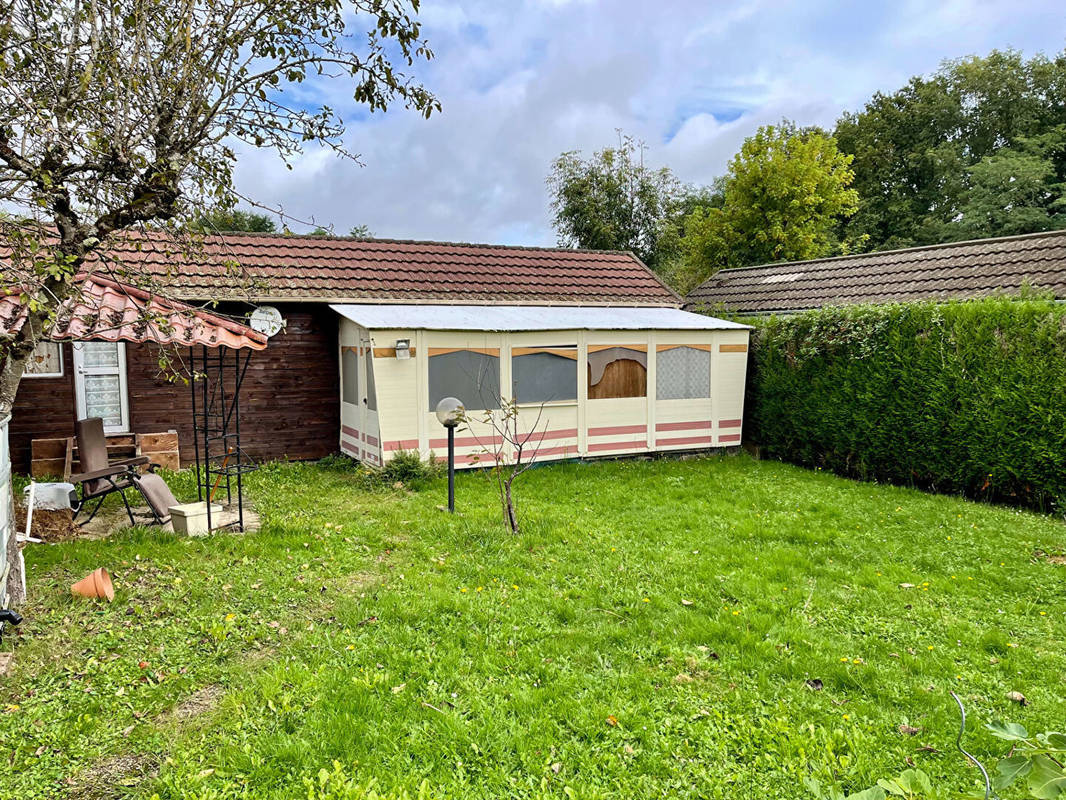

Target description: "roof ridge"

left=201, top=230, right=644, bottom=257
left=700, top=228, right=1066, bottom=281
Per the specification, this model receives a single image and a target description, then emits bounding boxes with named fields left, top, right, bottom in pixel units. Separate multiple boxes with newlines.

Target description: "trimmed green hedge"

left=747, top=298, right=1066, bottom=511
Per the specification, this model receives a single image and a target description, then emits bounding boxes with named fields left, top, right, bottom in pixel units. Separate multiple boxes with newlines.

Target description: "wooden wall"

left=8, top=303, right=338, bottom=473
left=9, top=342, right=78, bottom=473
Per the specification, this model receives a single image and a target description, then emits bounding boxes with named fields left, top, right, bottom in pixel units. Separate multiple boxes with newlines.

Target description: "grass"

left=1, top=454, right=1065, bottom=799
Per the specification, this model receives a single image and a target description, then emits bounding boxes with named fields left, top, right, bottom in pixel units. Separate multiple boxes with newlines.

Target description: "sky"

left=232, top=0, right=1066, bottom=246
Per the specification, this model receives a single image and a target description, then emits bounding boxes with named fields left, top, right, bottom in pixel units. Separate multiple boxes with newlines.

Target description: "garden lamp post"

left=435, top=397, right=464, bottom=512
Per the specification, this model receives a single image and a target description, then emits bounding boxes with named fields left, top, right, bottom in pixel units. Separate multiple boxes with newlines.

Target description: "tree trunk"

left=1, top=341, right=29, bottom=607
left=0, top=346, right=28, bottom=421
left=503, top=477, right=519, bottom=535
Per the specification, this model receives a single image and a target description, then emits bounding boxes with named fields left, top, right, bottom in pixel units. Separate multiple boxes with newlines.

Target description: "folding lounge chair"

left=70, top=417, right=179, bottom=526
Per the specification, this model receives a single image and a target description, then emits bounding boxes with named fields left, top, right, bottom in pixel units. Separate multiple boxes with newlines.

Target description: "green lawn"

left=1, top=455, right=1064, bottom=799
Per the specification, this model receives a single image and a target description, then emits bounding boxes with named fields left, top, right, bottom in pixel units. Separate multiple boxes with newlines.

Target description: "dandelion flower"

left=460, top=587, right=468, bottom=593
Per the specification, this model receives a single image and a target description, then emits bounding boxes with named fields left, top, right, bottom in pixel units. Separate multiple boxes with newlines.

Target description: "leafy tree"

left=954, top=127, right=1066, bottom=238
left=349, top=224, right=374, bottom=237
left=836, top=49, right=1066, bottom=249
left=0, top=0, right=437, bottom=604
left=0, top=0, right=439, bottom=418
left=189, top=209, right=278, bottom=233
left=678, top=123, right=859, bottom=291
left=547, top=133, right=684, bottom=273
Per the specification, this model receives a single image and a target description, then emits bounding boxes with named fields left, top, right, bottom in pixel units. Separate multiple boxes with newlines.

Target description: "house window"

left=656, top=345, right=711, bottom=400
left=587, top=346, right=647, bottom=400
left=72, top=341, right=129, bottom=432
left=512, top=346, right=577, bottom=404
left=428, top=348, right=500, bottom=410
left=23, top=340, right=64, bottom=378
left=341, top=347, right=359, bottom=405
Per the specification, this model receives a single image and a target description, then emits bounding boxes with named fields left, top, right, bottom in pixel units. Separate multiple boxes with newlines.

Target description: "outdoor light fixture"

left=435, top=396, right=464, bottom=512
left=395, top=339, right=411, bottom=360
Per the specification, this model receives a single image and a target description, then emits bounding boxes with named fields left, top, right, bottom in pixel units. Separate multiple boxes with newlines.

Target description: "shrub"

left=379, top=449, right=441, bottom=487
left=747, top=297, right=1066, bottom=511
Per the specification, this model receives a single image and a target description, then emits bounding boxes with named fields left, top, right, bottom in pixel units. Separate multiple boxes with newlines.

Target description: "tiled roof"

left=94, top=233, right=679, bottom=306
left=1, top=275, right=267, bottom=349
left=684, top=230, right=1066, bottom=314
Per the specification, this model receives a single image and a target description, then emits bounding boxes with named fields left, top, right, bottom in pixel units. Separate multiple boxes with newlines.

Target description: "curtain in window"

left=656, top=346, right=711, bottom=400
left=24, top=341, right=63, bottom=376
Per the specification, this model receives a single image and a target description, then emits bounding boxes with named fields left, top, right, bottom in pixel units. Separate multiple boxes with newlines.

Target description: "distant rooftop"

left=684, top=229, right=1066, bottom=314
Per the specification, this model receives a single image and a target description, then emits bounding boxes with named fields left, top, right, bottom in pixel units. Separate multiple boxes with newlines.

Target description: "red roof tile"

left=1, top=275, right=266, bottom=350
left=85, top=233, right=679, bottom=305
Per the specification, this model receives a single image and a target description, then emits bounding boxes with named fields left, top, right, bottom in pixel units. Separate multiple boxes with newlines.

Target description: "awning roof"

left=330, top=304, right=749, bottom=332
left=1, top=275, right=267, bottom=350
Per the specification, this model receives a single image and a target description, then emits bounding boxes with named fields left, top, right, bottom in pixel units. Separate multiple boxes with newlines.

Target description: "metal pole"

left=235, top=350, right=245, bottom=532
left=202, top=345, right=211, bottom=534
left=447, top=425, right=455, bottom=513
left=191, top=348, right=202, bottom=502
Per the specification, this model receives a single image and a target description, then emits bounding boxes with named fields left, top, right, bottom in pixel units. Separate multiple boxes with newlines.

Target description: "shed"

left=330, top=304, right=751, bottom=468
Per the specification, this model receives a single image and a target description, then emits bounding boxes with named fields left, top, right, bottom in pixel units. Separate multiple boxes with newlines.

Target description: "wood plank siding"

left=9, top=303, right=338, bottom=473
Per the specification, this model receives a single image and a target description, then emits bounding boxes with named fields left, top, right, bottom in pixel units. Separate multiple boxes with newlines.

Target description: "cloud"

left=232, top=0, right=1066, bottom=246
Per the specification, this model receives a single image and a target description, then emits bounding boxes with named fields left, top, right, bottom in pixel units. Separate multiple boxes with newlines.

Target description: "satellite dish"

left=248, top=305, right=284, bottom=337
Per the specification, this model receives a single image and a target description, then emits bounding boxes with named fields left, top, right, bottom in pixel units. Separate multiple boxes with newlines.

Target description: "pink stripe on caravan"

left=655, top=420, right=712, bottom=433
left=718, top=419, right=743, bottom=428
left=588, top=439, right=647, bottom=452
left=588, top=424, right=647, bottom=437
left=454, top=453, right=499, bottom=466
left=384, top=439, right=419, bottom=452
left=429, top=435, right=504, bottom=449
left=533, top=444, right=578, bottom=458
left=718, top=433, right=741, bottom=443
left=341, top=425, right=359, bottom=438
left=527, top=428, right=579, bottom=441
left=656, top=435, right=714, bottom=447
left=365, top=435, right=379, bottom=447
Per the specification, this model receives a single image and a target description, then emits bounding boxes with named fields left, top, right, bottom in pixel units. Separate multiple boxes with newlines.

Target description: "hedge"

left=746, top=297, right=1066, bottom=512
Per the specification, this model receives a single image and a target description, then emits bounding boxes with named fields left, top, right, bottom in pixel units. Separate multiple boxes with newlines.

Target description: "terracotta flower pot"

left=71, top=567, right=115, bottom=602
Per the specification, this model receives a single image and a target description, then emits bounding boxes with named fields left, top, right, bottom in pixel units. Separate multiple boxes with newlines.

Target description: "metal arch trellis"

left=189, top=345, right=258, bottom=532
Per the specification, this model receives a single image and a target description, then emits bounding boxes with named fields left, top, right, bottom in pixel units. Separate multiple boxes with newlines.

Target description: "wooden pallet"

left=30, top=430, right=180, bottom=479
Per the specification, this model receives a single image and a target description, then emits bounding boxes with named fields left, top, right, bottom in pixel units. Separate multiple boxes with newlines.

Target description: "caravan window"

left=512, top=347, right=577, bottom=404
left=587, top=346, right=647, bottom=400
left=656, top=345, right=711, bottom=400
left=428, top=348, right=500, bottom=410
left=365, top=349, right=377, bottom=411
left=341, top=347, right=359, bottom=405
